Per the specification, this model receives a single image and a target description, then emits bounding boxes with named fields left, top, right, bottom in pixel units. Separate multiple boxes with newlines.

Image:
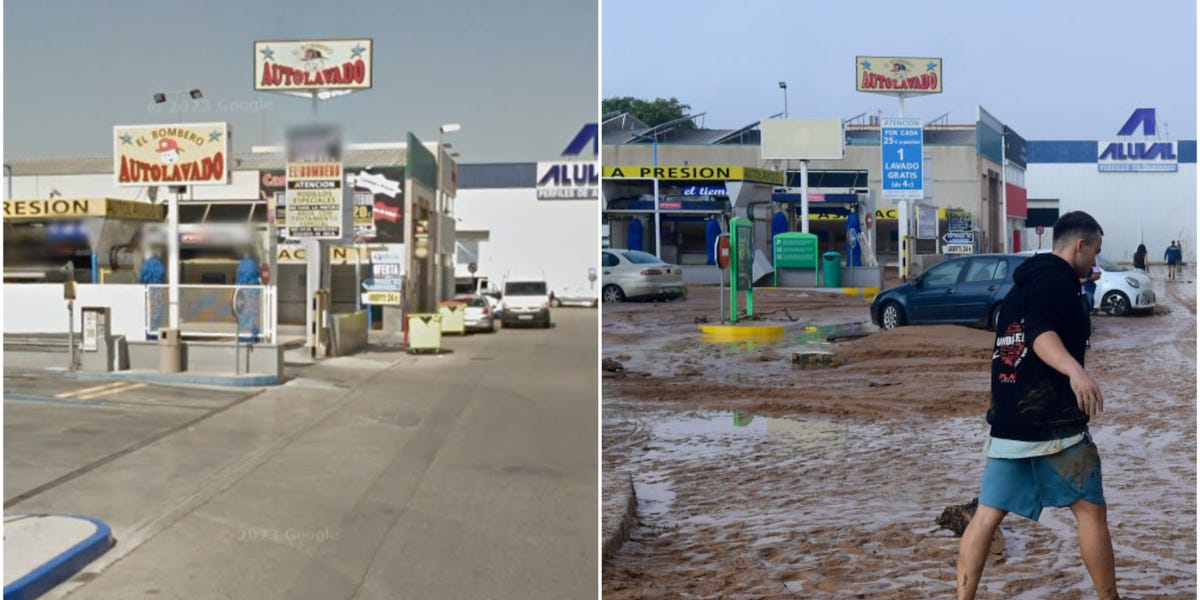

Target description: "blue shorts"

left=978, top=435, right=1105, bottom=521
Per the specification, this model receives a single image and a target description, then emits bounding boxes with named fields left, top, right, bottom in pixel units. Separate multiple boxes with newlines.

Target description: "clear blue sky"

left=602, top=0, right=1197, bottom=140
left=4, top=0, right=598, bottom=162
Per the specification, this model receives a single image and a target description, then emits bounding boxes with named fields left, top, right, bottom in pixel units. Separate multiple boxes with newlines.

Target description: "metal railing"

left=145, top=285, right=277, bottom=343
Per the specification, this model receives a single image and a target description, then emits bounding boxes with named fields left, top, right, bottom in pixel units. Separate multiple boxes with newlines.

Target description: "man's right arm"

left=1031, top=331, right=1103, bottom=417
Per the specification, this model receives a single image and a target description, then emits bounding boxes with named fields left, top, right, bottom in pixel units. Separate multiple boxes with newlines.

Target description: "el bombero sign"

left=856, top=56, right=942, bottom=94
left=255, top=39, right=373, bottom=96
left=113, top=122, right=230, bottom=186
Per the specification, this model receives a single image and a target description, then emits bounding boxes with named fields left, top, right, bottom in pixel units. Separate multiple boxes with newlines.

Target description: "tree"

left=602, top=97, right=696, bottom=130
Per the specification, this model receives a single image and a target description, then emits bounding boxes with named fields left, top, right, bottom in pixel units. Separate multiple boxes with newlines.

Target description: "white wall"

left=1025, top=163, right=1197, bottom=263
left=455, top=188, right=597, bottom=295
left=5, top=284, right=148, bottom=339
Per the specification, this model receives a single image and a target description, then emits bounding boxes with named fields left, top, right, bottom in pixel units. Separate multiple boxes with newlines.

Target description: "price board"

left=773, top=232, right=819, bottom=269
left=369, top=250, right=404, bottom=290
left=285, top=123, right=344, bottom=239
left=947, top=210, right=972, bottom=233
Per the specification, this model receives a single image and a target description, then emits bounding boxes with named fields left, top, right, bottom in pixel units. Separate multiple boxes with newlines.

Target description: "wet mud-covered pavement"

left=603, top=269, right=1195, bottom=599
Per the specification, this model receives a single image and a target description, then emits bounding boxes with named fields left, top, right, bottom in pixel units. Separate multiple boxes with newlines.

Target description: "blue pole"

left=91, top=253, right=98, bottom=283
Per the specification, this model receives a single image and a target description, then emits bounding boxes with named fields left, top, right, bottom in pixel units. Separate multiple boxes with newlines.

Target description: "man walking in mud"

left=957, top=211, right=1120, bottom=600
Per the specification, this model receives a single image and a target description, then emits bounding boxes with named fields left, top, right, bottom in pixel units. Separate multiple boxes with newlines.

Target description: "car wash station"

left=1, top=38, right=470, bottom=382
left=603, top=56, right=1196, bottom=297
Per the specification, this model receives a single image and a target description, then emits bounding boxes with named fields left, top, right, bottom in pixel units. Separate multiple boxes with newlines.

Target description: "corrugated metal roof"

left=602, top=112, right=650, bottom=145
left=5, top=153, right=539, bottom=190
left=660, top=129, right=732, bottom=144
left=5, top=156, right=113, bottom=176
left=6, top=148, right=408, bottom=175
left=458, top=163, right=536, bottom=189
left=1027, top=141, right=1097, bottom=163
left=1180, top=140, right=1196, bottom=163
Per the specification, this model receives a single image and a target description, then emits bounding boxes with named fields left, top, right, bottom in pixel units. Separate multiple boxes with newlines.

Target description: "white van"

left=501, top=272, right=552, bottom=328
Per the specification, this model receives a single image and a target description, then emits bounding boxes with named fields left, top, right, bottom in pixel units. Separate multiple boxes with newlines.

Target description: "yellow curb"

left=841, top=287, right=881, bottom=297
left=698, top=324, right=786, bottom=342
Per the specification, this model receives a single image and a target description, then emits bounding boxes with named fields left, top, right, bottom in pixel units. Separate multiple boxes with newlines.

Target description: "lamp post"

left=631, top=133, right=660, bottom=258
left=778, top=81, right=788, bottom=118
left=150, top=89, right=201, bottom=365
left=436, top=123, right=461, bottom=303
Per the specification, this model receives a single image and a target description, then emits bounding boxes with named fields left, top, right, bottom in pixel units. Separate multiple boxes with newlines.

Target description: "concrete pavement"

left=5, top=309, right=598, bottom=599
left=4, top=515, right=114, bottom=600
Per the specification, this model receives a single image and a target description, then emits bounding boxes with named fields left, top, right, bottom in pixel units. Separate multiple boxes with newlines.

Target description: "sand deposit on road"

left=603, top=276, right=1196, bottom=599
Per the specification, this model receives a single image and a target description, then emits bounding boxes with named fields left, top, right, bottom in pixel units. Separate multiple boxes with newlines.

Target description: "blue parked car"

left=870, top=253, right=1030, bottom=331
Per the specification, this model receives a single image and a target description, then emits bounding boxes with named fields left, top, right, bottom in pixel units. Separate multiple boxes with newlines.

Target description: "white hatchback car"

left=1091, top=254, right=1155, bottom=314
left=1019, top=250, right=1155, bottom=315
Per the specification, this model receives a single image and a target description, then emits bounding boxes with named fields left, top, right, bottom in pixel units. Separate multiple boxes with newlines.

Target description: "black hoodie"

left=988, top=252, right=1091, bottom=441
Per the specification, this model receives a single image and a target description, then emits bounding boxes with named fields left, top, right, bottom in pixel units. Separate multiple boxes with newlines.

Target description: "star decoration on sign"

left=860, top=60, right=871, bottom=70
left=119, top=133, right=133, bottom=145
left=926, top=61, right=938, bottom=71
left=351, top=44, right=366, bottom=58
left=209, top=130, right=223, bottom=142
left=260, top=46, right=274, bottom=60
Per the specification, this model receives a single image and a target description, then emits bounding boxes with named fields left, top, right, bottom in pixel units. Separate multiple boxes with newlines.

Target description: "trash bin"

left=158, top=328, right=181, bottom=373
left=437, top=301, right=466, bottom=335
left=822, top=252, right=842, bottom=288
left=407, top=313, right=442, bottom=353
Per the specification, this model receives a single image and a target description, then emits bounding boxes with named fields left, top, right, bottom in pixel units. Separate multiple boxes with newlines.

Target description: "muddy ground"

left=602, top=266, right=1196, bottom=599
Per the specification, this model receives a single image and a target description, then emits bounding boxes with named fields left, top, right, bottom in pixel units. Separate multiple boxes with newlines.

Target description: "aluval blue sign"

left=1098, top=108, right=1177, bottom=172
left=880, top=117, right=923, bottom=200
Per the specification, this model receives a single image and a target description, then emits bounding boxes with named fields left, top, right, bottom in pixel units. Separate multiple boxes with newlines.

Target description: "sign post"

left=857, top=56, right=942, bottom=281
left=256, top=38, right=373, bottom=354
left=285, top=123, right=345, bottom=354
left=881, top=117, right=923, bottom=280
left=113, top=122, right=230, bottom=370
left=715, top=234, right=730, bottom=324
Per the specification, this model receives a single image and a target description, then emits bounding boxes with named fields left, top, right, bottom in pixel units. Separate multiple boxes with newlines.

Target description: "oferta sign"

left=113, top=123, right=230, bottom=186
left=255, top=39, right=373, bottom=96
left=1098, top=108, right=1178, bottom=173
left=856, top=56, right=942, bottom=94
left=603, top=165, right=783, bottom=186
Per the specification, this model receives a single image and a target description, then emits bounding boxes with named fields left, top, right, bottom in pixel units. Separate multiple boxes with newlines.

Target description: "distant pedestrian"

left=957, top=211, right=1119, bottom=600
left=1082, top=258, right=1101, bottom=314
left=1165, top=241, right=1182, bottom=279
left=1132, top=244, right=1147, bottom=271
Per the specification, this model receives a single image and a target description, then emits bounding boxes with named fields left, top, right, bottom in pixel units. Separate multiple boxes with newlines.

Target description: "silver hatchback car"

left=453, top=294, right=498, bottom=332
left=600, top=249, right=686, bottom=302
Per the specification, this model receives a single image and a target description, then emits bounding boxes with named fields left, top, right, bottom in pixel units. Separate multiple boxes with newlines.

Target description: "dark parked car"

left=870, top=253, right=1030, bottom=331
